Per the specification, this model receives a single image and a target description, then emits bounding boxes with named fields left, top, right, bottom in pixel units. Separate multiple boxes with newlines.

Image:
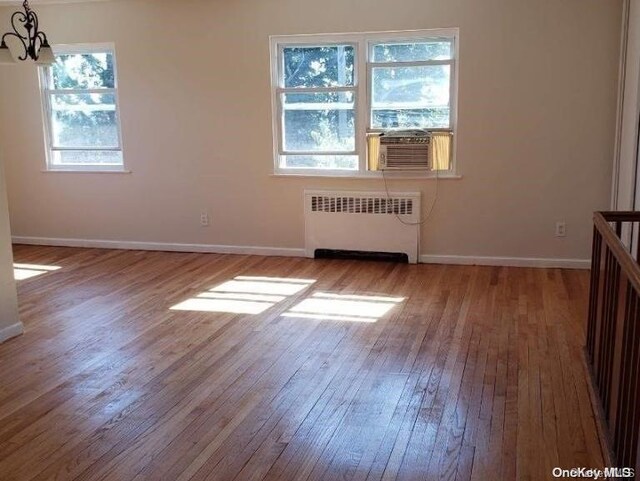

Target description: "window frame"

left=270, top=28, right=460, bottom=178
left=38, top=43, right=127, bottom=173
left=276, top=41, right=359, bottom=159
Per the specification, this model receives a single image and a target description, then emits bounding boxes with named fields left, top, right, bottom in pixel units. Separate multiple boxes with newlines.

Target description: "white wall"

left=0, top=0, right=622, bottom=264
left=0, top=152, right=21, bottom=343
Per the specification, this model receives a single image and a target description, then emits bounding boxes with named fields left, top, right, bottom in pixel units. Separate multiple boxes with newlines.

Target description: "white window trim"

left=38, top=42, right=127, bottom=173
left=269, top=28, right=460, bottom=179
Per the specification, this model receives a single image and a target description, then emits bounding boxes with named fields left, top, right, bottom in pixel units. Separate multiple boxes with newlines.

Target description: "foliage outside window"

left=279, top=45, right=358, bottom=171
left=270, top=29, right=458, bottom=177
left=39, top=44, right=125, bottom=171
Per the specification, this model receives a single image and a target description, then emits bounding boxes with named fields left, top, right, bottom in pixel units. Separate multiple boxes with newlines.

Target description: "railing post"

left=587, top=212, right=640, bottom=475
left=587, top=225, right=602, bottom=360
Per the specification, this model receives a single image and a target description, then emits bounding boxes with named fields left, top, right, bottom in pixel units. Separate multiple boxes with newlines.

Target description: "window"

left=277, top=44, right=358, bottom=171
left=39, top=44, right=125, bottom=171
left=270, top=29, right=458, bottom=177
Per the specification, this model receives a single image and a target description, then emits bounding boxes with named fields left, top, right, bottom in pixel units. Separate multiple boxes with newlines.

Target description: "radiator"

left=304, top=190, right=421, bottom=264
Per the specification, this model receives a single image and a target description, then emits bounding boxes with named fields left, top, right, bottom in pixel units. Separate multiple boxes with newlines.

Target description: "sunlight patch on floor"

left=280, top=312, right=379, bottom=323
left=170, top=275, right=316, bottom=314
left=197, top=292, right=286, bottom=303
left=13, top=263, right=62, bottom=281
left=210, top=278, right=313, bottom=296
left=170, top=297, right=275, bottom=315
left=283, top=292, right=404, bottom=323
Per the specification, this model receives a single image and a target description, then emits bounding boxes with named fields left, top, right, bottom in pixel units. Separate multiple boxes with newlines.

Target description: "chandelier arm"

left=9, top=11, right=28, bottom=40
left=7, top=8, right=31, bottom=60
left=1, top=32, right=29, bottom=61
left=36, top=31, right=48, bottom=45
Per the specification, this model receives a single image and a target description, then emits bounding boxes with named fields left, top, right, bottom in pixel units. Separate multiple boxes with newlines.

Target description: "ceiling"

left=0, top=1, right=112, bottom=4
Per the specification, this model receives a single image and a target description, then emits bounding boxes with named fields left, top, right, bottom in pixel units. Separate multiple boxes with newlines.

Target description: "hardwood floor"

left=0, top=246, right=605, bottom=481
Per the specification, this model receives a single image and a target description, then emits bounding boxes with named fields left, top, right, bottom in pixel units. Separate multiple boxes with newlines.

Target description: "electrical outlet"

left=555, top=221, right=566, bottom=237
left=200, top=212, right=209, bottom=227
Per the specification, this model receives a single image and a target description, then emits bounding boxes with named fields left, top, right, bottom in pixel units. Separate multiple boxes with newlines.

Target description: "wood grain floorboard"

left=0, top=246, right=606, bottom=481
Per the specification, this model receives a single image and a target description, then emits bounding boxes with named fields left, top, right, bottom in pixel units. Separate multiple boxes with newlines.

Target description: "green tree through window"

left=272, top=32, right=457, bottom=174
left=41, top=47, right=124, bottom=170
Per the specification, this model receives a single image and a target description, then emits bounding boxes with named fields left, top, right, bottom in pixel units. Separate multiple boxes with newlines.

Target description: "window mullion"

left=357, top=38, right=368, bottom=173
left=45, top=90, right=56, bottom=154
left=368, top=59, right=453, bottom=68
left=114, top=98, right=124, bottom=150
left=51, top=147, right=122, bottom=152
left=281, top=150, right=357, bottom=156
left=48, top=88, right=117, bottom=95
left=39, top=67, right=55, bottom=171
left=276, top=86, right=356, bottom=94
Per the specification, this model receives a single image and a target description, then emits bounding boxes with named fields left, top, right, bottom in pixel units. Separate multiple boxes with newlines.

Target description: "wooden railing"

left=587, top=211, right=640, bottom=472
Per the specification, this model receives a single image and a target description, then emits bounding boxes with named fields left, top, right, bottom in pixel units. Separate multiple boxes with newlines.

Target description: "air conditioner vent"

left=379, top=132, right=431, bottom=170
left=311, top=195, right=413, bottom=215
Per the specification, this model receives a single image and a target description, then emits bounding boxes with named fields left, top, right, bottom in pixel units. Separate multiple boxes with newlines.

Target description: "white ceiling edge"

left=0, top=0, right=114, bottom=5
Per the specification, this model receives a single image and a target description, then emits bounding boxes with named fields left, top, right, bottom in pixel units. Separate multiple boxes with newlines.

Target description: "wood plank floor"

left=0, top=245, right=606, bottom=481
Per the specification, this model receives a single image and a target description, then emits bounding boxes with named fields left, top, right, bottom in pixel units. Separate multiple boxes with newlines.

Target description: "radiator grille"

left=311, top=195, right=413, bottom=215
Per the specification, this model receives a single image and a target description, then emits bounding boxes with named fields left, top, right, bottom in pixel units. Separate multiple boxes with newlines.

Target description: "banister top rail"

left=599, top=211, right=640, bottom=222
left=594, top=212, right=640, bottom=293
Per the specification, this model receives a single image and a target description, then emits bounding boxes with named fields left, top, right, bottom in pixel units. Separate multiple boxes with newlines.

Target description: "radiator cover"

left=304, top=190, right=421, bottom=264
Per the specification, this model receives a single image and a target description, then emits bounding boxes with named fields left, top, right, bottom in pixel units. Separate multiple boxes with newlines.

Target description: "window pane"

left=372, top=108, right=449, bottom=130
left=283, top=45, right=354, bottom=88
left=371, top=65, right=450, bottom=129
left=281, top=155, right=358, bottom=170
left=282, top=92, right=355, bottom=152
left=50, top=93, right=120, bottom=148
left=371, top=41, right=452, bottom=62
left=51, top=151, right=123, bottom=166
left=52, top=52, right=115, bottom=89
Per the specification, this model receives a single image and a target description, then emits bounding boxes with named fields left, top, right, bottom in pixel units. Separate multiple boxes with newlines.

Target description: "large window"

left=270, top=29, right=458, bottom=177
left=39, top=44, right=125, bottom=172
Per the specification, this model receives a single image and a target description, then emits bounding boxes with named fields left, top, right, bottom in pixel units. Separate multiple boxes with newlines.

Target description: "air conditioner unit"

left=378, top=131, right=431, bottom=171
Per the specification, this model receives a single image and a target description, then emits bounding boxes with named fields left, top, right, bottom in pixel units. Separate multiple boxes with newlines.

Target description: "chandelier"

left=0, top=0, right=54, bottom=65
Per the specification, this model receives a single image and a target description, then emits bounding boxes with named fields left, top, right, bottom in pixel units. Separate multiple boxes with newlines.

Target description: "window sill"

left=41, top=169, right=132, bottom=174
left=271, top=171, right=462, bottom=180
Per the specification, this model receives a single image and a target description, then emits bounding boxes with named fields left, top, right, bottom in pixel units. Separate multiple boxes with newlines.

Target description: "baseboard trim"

left=12, top=236, right=590, bottom=269
left=419, top=254, right=590, bottom=269
left=12, top=236, right=307, bottom=258
left=0, top=322, right=24, bottom=344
